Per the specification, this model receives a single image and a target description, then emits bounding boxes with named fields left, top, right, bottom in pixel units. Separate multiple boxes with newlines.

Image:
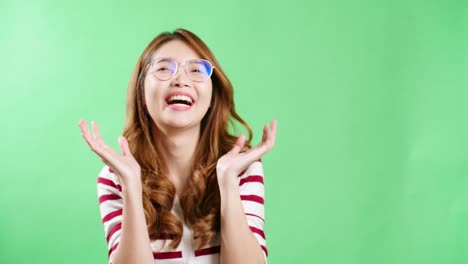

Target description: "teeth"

left=168, top=95, right=193, bottom=104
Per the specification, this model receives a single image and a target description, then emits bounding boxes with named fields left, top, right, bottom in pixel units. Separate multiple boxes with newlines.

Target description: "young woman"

left=78, top=28, right=277, bottom=264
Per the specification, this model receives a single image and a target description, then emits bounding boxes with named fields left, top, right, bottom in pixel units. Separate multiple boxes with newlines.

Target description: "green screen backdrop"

left=1, top=0, right=467, bottom=263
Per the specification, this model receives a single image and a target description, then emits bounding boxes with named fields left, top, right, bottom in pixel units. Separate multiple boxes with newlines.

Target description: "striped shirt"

left=97, top=160, right=267, bottom=263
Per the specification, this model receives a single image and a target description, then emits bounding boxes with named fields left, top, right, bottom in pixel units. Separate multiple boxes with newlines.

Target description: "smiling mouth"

left=166, top=95, right=193, bottom=106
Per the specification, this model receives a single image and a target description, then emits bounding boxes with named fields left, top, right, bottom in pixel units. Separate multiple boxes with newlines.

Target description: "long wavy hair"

left=122, top=29, right=252, bottom=249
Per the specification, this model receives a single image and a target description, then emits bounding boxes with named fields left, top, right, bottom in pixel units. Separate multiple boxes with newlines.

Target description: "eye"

left=152, top=59, right=176, bottom=73
left=189, top=65, right=208, bottom=75
left=157, top=67, right=171, bottom=72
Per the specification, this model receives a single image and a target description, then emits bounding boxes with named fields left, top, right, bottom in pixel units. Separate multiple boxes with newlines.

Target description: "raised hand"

left=78, top=119, right=141, bottom=186
left=216, top=120, right=277, bottom=186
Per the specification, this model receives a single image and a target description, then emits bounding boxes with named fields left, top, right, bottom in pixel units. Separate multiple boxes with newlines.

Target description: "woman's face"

left=144, top=40, right=213, bottom=132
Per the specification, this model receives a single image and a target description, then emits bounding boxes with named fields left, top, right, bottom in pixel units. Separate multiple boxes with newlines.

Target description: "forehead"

left=151, top=40, right=201, bottom=62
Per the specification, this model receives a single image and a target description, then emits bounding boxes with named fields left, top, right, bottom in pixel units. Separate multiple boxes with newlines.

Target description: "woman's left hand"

left=216, top=120, right=278, bottom=187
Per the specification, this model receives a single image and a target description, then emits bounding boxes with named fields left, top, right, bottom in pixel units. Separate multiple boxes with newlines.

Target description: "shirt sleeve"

left=238, top=160, right=268, bottom=261
left=97, top=166, right=123, bottom=263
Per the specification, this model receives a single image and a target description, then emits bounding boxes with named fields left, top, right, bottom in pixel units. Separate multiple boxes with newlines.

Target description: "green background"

left=1, top=0, right=467, bottom=263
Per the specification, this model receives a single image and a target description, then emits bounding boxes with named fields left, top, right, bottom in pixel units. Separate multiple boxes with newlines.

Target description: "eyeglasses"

left=146, top=58, right=215, bottom=82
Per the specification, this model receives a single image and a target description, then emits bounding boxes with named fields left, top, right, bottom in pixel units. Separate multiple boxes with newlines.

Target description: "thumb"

left=230, top=135, right=246, bottom=154
left=118, top=136, right=133, bottom=157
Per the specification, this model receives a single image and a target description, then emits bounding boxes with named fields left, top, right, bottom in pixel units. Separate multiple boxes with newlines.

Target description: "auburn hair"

left=122, top=29, right=252, bottom=249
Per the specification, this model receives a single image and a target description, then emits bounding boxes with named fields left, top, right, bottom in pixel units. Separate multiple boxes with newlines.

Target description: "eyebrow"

left=151, top=57, right=173, bottom=62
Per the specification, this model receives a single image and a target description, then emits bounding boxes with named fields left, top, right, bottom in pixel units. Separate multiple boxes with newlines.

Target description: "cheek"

left=144, top=80, right=165, bottom=105
left=207, top=89, right=213, bottom=104
left=203, top=83, right=213, bottom=105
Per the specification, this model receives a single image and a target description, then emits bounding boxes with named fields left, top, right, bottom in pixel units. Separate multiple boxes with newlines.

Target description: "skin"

left=78, top=40, right=277, bottom=264
left=143, top=40, right=214, bottom=195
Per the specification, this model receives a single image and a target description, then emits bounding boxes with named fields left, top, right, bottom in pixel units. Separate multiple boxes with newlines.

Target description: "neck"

left=155, top=125, right=200, bottom=195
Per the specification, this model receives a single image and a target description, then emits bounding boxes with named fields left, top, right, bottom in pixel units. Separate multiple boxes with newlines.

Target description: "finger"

left=261, top=120, right=277, bottom=148
left=270, top=119, right=278, bottom=138
left=81, top=129, right=96, bottom=151
left=245, top=143, right=268, bottom=160
left=79, top=120, right=97, bottom=149
left=261, top=123, right=269, bottom=143
left=78, top=119, right=91, bottom=137
left=118, top=136, right=133, bottom=157
left=91, top=121, right=103, bottom=141
left=230, top=135, right=246, bottom=154
left=84, top=134, right=118, bottom=166
left=262, top=119, right=275, bottom=141
left=78, top=119, right=86, bottom=131
left=80, top=120, right=116, bottom=159
left=266, top=119, right=278, bottom=147
left=245, top=120, right=278, bottom=158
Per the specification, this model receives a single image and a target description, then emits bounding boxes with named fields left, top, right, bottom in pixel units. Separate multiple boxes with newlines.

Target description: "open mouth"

left=166, top=95, right=194, bottom=106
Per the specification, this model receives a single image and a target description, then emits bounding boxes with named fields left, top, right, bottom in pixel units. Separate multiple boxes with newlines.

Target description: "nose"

left=171, top=64, right=190, bottom=87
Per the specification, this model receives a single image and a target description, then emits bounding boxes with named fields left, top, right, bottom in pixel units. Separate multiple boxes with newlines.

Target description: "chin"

left=165, top=119, right=201, bottom=129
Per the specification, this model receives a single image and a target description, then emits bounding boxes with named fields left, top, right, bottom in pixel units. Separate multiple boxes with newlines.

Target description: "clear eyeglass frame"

left=146, top=58, right=215, bottom=82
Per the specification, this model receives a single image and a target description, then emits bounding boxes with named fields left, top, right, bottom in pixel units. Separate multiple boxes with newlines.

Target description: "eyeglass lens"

left=149, top=59, right=213, bottom=82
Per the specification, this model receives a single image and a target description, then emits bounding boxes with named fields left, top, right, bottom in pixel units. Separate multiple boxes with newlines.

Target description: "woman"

left=78, top=28, right=277, bottom=264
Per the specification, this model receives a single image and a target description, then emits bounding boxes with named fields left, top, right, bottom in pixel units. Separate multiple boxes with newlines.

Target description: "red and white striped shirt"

left=97, top=160, right=267, bottom=263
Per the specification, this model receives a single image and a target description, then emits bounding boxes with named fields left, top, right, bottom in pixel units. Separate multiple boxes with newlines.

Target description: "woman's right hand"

left=78, top=119, right=141, bottom=186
